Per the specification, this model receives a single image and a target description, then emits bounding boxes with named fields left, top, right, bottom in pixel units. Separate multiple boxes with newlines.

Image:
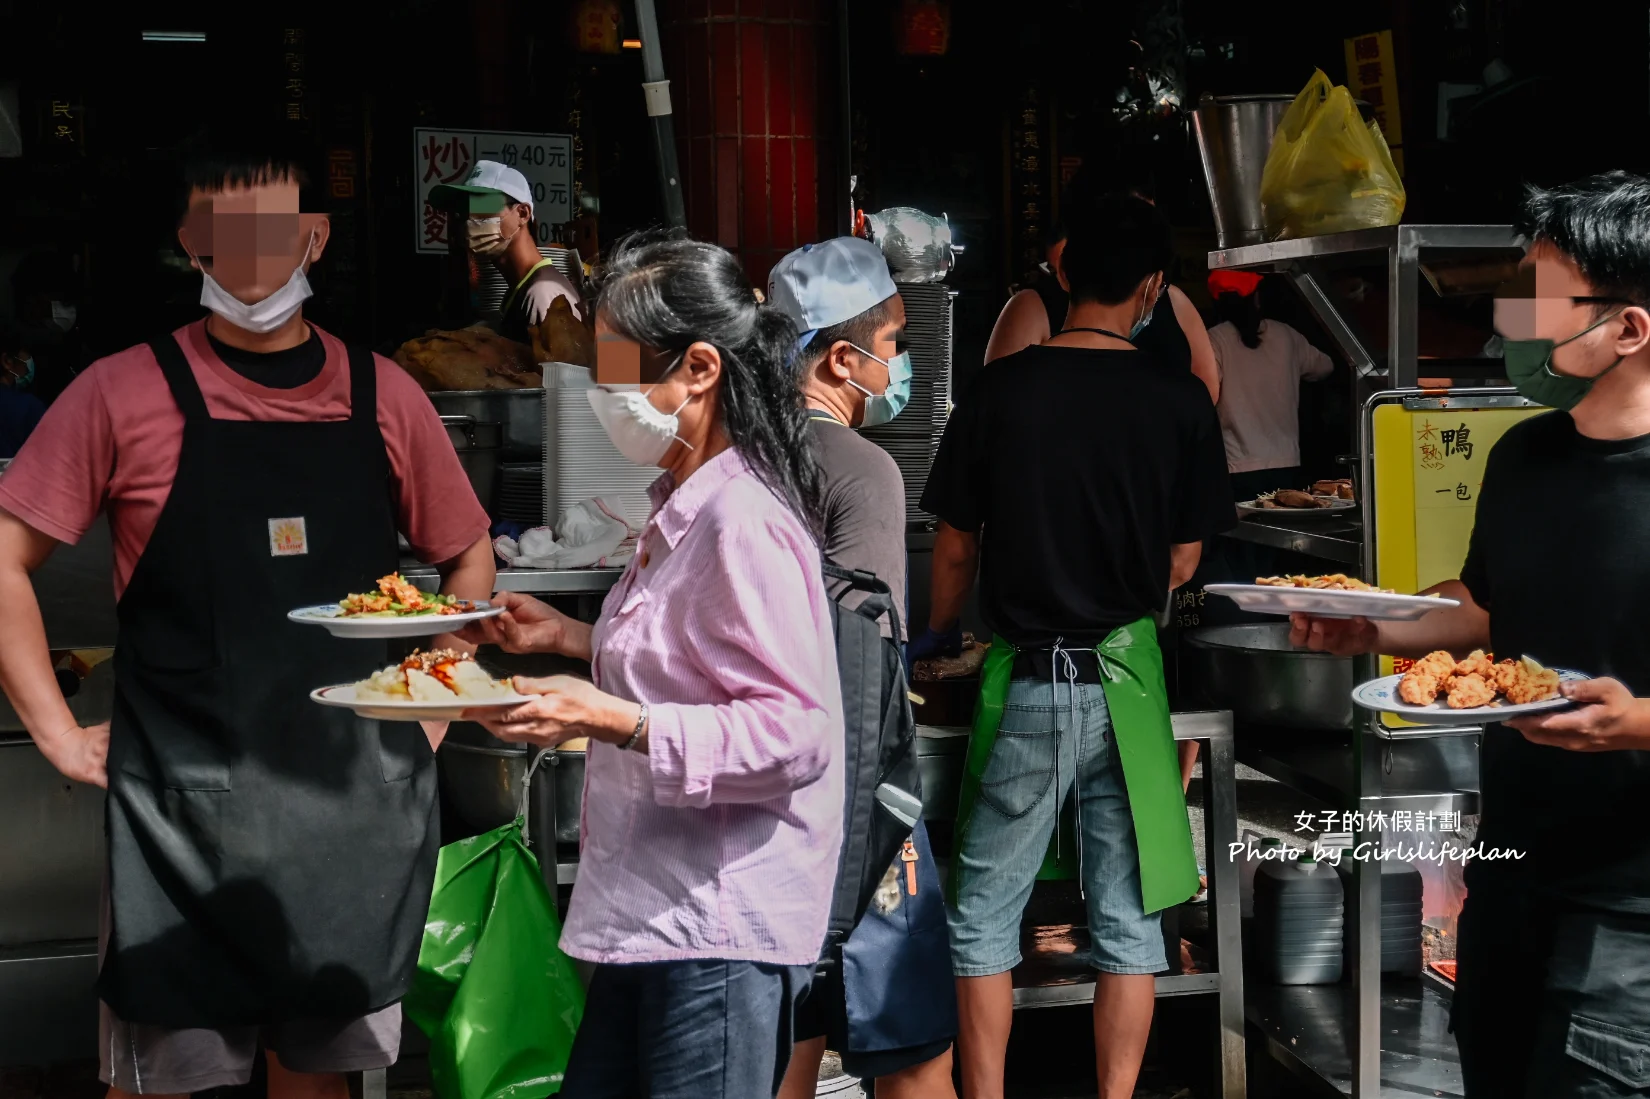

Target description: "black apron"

left=97, top=331, right=440, bottom=1028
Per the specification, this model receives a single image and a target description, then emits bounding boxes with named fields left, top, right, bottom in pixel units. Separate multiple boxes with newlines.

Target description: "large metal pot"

left=1183, top=623, right=1354, bottom=730
left=428, top=389, right=545, bottom=461
left=439, top=731, right=584, bottom=844
left=440, top=415, right=502, bottom=516
left=1192, top=94, right=1294, bottom=249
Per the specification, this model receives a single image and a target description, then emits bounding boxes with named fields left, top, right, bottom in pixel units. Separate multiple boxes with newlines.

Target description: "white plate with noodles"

left=311, top=650, right=529, bottom=721
left=289, top=572, right=504, bottom=638
left=1206, top=578, right=1459, bottom=621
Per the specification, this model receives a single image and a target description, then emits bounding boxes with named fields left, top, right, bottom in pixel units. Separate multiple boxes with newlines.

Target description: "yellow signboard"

left=1373, top=402, right=1545, bottom=679
left=1344, top=29, right=1403, bottom=175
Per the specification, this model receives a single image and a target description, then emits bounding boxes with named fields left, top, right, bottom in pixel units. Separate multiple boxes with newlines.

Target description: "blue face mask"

left=1130, top=280, right=1166, bottom=341
left=847, top=346, right=913, bottom=428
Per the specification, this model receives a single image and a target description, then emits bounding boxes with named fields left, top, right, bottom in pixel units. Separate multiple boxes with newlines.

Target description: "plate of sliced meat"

left=1237, top=490, right=1357, bottom=523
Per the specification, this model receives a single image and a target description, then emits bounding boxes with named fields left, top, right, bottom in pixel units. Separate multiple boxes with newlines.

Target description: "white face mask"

left=586, top=374, right=694, bottom=468
left=196, top=230, right=317, bottom=335
left=49, top=302, right=77, bottom=332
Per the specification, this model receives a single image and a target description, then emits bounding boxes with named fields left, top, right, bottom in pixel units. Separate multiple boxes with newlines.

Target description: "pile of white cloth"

left=494, top=497, right=640, bottom=570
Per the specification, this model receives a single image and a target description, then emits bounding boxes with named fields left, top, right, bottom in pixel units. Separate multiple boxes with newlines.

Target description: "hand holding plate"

left=1507, top=677, right=1650, bottom=751
left=1290, top=613, right=1378, bottom=655
left=455, top=591, right=572, bottom=655
left=465, top=674, right=639, bottom=749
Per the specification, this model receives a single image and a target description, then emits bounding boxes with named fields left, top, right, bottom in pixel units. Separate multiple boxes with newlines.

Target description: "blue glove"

left=907, top=624, right=964, bottom=666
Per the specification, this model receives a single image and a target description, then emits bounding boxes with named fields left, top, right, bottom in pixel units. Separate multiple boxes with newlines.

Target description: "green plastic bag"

left=404, top=812, right=584, bottom=1099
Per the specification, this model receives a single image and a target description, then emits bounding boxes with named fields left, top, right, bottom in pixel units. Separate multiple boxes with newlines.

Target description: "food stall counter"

left=400, top=564, right=623, bottom=596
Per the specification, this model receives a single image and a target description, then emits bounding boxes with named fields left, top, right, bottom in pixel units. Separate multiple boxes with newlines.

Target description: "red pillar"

left=472, top=0, right=521, bottom=129
left=662, top=0, right=837, bottom=287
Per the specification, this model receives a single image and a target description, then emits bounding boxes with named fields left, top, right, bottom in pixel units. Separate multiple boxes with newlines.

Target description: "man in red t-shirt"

left=0, top=144, right=493, bottom=1098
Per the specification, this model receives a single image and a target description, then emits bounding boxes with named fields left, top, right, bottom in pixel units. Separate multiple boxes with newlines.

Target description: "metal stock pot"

left=439, top=726, right=584, bottom=844
left=1183, top=622, right=1355, bottom=730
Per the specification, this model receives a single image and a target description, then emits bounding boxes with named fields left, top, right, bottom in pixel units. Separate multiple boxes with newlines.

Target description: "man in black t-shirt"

left=1294, top=172, right=1650, bottom=1099
left=914, top=196, right=1232, bottom=1099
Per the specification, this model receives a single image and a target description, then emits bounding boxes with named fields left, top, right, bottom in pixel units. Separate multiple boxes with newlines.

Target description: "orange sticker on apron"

left=269, top=517, right=308, bottom=556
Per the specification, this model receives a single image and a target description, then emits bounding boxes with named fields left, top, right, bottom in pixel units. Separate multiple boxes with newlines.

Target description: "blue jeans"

left=560, top=959, right=813, bottom=1099
left=947, top=678, right=1166, bottom=977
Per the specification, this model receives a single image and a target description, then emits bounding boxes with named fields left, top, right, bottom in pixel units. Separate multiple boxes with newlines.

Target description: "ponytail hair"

left=1216, top=290, right=1263, bottom=350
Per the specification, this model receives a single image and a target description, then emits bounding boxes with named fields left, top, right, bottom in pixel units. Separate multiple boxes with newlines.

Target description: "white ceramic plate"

left=1204, top=584, right=1460, bottom=621
left=1352, top=670, right=1587, bottom=725
left=287, top=602, right=504, bottom=638
left=310, top=683, right=531, bottom=721
left=1237, top=497, right=1357, bottom=522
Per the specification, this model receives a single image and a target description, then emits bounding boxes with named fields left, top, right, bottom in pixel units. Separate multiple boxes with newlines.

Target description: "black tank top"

left=1132, top=295, right=1193, bottom=374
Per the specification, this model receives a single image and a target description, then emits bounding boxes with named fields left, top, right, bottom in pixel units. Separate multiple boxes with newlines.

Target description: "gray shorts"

left=97, top=866, right=401, bottom=1094
left=99, top=1003, right=402, bottom=1094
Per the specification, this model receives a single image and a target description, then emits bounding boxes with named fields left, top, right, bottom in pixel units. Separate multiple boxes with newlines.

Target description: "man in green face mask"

left=1291, top=171, right=1650, bottom=1099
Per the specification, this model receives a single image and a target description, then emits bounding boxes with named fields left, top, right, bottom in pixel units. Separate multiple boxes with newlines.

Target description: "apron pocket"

left=116, top=667, right=232, bottom=791
left=977, top=727, right=1056, bottom=819
left=1565, top=1014, right=1650, bottom=1088
left=376, top=720, right=435, bottom=783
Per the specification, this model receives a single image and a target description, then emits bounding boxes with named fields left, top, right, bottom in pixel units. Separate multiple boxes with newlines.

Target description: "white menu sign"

left=414, top=128, right=574, bottom=254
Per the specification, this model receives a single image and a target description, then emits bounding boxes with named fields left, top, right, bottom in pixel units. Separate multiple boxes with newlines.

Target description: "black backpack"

left=819, top=561, right=922, bottom=960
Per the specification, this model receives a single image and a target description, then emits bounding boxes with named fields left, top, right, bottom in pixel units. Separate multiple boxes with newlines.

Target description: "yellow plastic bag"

left=1259, top=69, right=1406, bottom=241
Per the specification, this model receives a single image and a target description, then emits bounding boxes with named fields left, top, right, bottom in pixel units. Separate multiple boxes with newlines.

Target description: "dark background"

left=0, top=0, right=1643, bottom=375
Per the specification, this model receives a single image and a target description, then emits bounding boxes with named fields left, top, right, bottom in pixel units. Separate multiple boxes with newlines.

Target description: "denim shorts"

left=947, top=678, right=1166, bottom=978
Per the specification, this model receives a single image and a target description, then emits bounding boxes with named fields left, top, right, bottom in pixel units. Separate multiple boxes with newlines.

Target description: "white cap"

left=429, top=160, right=533, bottom=213
left=767, top=237, right=898, bottom=346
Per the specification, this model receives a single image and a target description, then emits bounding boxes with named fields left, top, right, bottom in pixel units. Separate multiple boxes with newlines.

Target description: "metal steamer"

left=861, top=283, right=955, bottom=529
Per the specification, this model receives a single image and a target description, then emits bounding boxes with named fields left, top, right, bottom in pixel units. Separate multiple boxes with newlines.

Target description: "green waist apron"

left=949, top=618, right=1197, bottom=915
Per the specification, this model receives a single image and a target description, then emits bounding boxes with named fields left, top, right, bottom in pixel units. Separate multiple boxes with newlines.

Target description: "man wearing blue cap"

left=769, top=238, right=958, bottom=1099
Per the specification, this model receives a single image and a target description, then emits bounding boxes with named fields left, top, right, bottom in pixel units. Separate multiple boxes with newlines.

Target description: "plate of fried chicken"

left=1352, top=650, right=1583, bottom=725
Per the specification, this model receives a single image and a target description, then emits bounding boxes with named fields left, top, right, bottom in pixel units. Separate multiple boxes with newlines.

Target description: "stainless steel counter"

left=1221, top=516, right=1363, bottom=568
left=0, top=655, right=112, bottom=1067
left=400, top=564, right=624, bottom=594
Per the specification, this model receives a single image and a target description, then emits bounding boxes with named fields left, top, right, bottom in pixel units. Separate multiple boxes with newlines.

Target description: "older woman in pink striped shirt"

left=460, top=232, right=843, bottom=1099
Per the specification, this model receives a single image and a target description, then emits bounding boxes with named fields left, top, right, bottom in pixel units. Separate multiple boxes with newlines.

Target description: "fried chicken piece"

left=1453, top=649, right=1496, bottom=679
left=1411, top=650, right=1457, bottom=681
left=1497, top=658, right=1562, bottom=704
left=1399, top=670, right=1446, bottom=706
left=1446, top=673, right=1498, bottom=709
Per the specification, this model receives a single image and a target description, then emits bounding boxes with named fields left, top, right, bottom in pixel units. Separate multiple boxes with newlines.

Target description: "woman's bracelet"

left=621, top=703, right=649, bottom=752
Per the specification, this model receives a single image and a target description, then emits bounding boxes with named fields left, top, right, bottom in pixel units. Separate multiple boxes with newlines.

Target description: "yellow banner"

left=1344, top=29, right=1403, bottom=169
left=1373, top=403, right=1544, bottom=682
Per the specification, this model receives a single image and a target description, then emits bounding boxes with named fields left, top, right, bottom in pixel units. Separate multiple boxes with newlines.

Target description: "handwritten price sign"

left=413, top=128, right=574, bottom=254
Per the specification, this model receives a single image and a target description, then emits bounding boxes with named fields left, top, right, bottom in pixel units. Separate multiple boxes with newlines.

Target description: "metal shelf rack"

left=1210, top=227, right=1526, bottom=1098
